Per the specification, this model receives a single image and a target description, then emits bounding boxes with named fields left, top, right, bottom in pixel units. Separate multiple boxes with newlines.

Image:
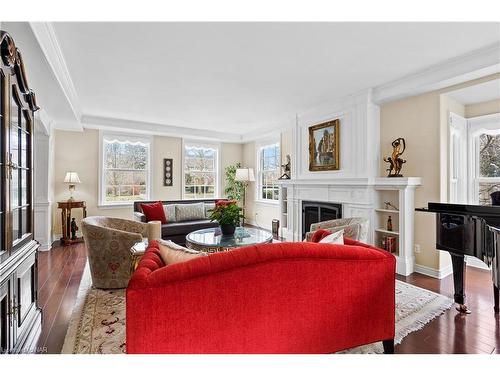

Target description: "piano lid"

left=416, top=202, right=500, bottom=217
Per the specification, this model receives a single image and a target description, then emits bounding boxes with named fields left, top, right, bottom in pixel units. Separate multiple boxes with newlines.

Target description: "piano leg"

left=450, top=253, right=471, bottom=314
left=494, top=285, right=499, bottom=313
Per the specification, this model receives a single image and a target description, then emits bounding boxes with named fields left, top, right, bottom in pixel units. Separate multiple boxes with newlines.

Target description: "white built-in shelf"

left=375, top=208, right=399, bottom=214
left=375, top=228, right=400, bottom=236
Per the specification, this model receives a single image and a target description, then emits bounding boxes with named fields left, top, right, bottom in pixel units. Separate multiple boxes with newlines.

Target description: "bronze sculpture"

left=383, top=138, right=406, bottom=177
left=279, top=154, right=291, bottom=180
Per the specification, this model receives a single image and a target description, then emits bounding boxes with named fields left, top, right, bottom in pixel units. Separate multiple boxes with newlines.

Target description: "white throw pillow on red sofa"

left=319, top=229, right=344, bottom=245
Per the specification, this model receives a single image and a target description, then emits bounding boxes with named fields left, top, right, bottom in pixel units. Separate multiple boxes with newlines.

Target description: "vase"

left=220, top=224, right=236, bottom=236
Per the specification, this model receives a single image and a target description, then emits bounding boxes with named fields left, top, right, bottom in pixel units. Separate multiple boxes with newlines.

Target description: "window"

left=450, top=113, right=500, bottom=205
left=472, top=124, right=500, bottom=205
left=257, top=142, right=280, bottom=201
left=183, top=142, right=219, bottom=199
left=100, top=133, right=151, bottom=206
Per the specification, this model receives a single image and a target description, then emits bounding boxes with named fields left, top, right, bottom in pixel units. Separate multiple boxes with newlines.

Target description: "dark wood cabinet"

left=0, top=30, right=41, bottom=354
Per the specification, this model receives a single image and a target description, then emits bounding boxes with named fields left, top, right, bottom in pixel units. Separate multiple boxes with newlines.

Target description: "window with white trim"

left=183, top=142, right=219, bottom=199
left=449, top=113, right=500, bottom=205
left=257, top=142, right=280, bottom=201
left=100, top=133, right=151, bottom=206
left=471, top=121, right=500, bottom=205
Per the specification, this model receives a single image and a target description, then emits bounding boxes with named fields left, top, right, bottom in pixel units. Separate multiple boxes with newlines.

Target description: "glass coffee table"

left=186, top=227, right=273, bottom=253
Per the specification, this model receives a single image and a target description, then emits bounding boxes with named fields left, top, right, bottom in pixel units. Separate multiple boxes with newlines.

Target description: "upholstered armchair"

left=81, top=217, right=149, bottom=289
left=305, top=217, right=369, bottom=243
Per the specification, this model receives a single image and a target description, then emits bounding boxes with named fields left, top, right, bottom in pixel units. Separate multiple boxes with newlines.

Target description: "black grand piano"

left=417, top=202, right=499, bottom=313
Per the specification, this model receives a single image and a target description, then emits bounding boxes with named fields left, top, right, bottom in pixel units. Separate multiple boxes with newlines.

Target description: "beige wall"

left=381, top=92, right=442, bottom=269
left=220, top=143, right=244, bottom=196
left=465, top=99, right=500, bottom=118
left=52, top=129, right=242, bottom=236
left=380, top=73, right=500, bottom=272
left=152, top=136, right=183, bottom=200
left=241, top=129, right=293, bottom=230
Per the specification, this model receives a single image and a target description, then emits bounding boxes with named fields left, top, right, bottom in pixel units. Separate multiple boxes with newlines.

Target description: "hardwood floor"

left=37, top=242, right=87, bottom=354
left=36, top=242, right=499, bottom=354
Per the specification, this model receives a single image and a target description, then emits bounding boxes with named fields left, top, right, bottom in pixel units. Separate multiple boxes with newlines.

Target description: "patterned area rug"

left=61, top=263, right=453, bottom=354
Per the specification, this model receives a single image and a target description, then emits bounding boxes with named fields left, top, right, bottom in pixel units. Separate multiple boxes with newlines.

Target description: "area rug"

left=61, top=263, right=454, bottom=354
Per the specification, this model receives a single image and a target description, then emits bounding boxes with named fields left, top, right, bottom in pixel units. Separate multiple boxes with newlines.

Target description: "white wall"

left=294, top=91, right=380, bottom=180
left=242, top=91, right=381, bottom=230
left=33, top=122, right=53, bottom=250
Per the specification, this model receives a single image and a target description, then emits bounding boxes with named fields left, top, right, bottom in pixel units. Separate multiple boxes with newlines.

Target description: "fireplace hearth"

left=302, top=201, right=342, bottom=239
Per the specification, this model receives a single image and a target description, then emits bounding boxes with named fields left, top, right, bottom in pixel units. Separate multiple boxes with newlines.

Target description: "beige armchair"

left=306, top=217, right=369, bottom=243
left=81, top=217, right=149, bottom=289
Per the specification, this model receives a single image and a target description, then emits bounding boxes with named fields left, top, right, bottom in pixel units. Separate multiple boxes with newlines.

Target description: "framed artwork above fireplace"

left=308, top=119, right=340, bottom=171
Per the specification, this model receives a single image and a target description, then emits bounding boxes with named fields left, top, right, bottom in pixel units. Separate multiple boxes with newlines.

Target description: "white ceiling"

left=446, top=78, right=500, bottom=104
left=4, top=22, right=500, bottom=140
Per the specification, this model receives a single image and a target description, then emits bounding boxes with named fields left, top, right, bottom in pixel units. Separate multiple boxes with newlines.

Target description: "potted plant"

left=208, top=200, right=244, bottom=236
left=224, top=162, right=246, bottom=204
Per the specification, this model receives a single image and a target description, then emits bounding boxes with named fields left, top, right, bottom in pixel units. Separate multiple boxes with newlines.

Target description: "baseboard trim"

left=466, top=256, right=491, bottom=271
left=414, top=263, right=453, bottom=279
left=38, top=243, right=52, bottom=252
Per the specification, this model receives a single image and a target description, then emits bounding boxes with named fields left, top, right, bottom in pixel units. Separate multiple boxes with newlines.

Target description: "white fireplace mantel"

left=275, top=90, right=422, bottom=276
left=277, top=177, right=422, bottom=276
left=277, top=177, right=422, bottom=187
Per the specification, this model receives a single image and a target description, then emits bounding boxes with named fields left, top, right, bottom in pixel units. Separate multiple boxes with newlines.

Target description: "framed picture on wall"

left=308, top=119, right=340, bottom=171
left=163, top=158, right=173, bottom=186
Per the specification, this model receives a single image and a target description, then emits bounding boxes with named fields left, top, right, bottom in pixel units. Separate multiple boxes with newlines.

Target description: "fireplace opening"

left=302, top=201, right=342, bottom=239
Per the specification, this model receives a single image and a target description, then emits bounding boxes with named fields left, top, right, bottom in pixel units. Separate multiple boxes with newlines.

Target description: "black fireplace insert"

left=302, top=201, right=342, bottom=239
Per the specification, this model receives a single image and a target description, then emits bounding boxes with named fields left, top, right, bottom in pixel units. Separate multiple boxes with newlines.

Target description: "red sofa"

left=126, top=238, right=396, bottom=354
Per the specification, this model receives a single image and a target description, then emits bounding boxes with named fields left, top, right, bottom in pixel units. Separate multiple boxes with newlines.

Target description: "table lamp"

left=235, top=168, right=255, bottom=225
left=64, top=172, right=81, bottom=201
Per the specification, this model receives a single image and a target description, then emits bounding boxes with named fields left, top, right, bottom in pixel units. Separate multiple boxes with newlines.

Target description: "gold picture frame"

left=308, top=119, right=340, bottom=171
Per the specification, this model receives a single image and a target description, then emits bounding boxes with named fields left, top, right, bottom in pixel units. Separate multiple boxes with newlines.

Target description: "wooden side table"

left=58, top=200, right=87, bottom=246
left=130, top=241, right=147, bottom=273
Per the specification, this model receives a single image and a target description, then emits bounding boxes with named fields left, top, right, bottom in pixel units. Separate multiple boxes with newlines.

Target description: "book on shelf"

left=381, top=235, right=397, bottom=253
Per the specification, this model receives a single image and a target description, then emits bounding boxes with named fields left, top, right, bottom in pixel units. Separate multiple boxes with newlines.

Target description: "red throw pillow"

left=310, top=229, right=332, bottom=243
left=141, top=201, right=167, bottom=224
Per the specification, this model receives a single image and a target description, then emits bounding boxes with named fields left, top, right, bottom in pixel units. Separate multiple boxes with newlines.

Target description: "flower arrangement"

left=208, top=200, right=244, bottom=235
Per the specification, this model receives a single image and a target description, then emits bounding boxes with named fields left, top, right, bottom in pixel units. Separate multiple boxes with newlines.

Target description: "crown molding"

left=372, top=42, right=500, bottom=104
left=81, top=115, right=244, bottom=143
left=29, top=22, right=82, bottom=122
left=34, top=109, right=53, bottom=135
left=240, top=116, right=296, bottom=143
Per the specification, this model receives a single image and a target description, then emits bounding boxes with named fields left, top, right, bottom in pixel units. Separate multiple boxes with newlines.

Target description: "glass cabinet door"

left=0, top=72, right=6, bottom=263
left=9, top=85, right=33, bottom=254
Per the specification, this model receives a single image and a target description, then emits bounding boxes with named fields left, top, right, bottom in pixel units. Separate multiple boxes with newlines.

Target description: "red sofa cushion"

left=141, top=201, right=167, bottom=224
left=310, top=228, right=332, bottom=242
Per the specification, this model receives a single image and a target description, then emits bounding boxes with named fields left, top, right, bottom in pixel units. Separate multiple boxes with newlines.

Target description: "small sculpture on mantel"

left=279, top=154, right=291, bottom=180
left=383, top=137, right=406, bottom=177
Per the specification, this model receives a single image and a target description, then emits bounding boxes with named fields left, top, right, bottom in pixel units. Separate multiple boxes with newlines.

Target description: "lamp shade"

left=235, top=168, right=255, bottom=182
left=64, top=172, right=81, bottom=184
